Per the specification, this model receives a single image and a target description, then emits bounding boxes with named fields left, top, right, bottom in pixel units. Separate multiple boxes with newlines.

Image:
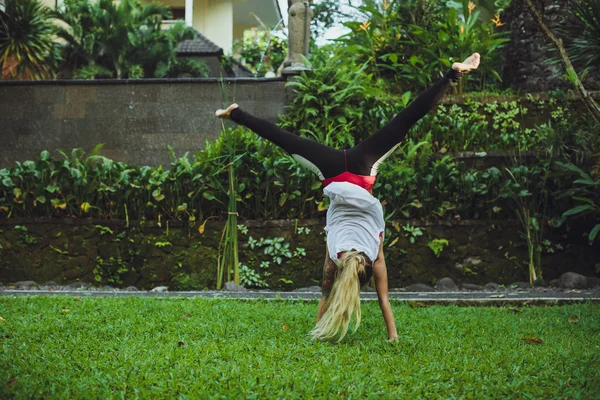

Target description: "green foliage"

left=239, top=263, right=269, bottom=288
left=555, top=161, right=600, bottom=244
left=500, top=158, right=555, bottom=283
left=286, top=56, right=597, bottom=157
left=241, top=234, right=307, bottom=288
left=280, top=58, right=400, bottom=147
left=0, top=136, right=590, bottom=225
left=13, top=224, right=36, bottom=245
left=52, top=0, right=209, bottom=79
left=171, top=272, right=206, bottom=291
left=402, top=224, right=423, bottom=244
left=407, top=94, right=599, bottom=158
left=0, top=0, right=60, bottom=80
left=0, top=128, right=323, bottom=221
left=247, top=236, right=300, bottom=265
left=93, top=255, right=128, bottom=284
left=557, top=0, right=600, bottom=71
left=336, top=0, right=508, bottom=93
left=233, top=28, right=287, bottom=76
left=428, top=238, right=449, bottom=257
left=94, top=225, right=113, bottom=236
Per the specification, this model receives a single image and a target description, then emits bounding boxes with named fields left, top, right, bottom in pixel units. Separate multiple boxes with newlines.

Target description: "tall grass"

left=216, top=81, right=240, bottom=288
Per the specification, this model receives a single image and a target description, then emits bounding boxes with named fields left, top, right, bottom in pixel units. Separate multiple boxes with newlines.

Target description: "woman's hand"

left=215, top=103, right=239, bottom=119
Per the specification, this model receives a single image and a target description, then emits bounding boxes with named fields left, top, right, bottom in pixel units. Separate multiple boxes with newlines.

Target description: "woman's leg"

left=347, top=69, right=462, bottom=175
left=348, top=53, right=480, bottom=175
left=227, top=107, right=344, bottom=180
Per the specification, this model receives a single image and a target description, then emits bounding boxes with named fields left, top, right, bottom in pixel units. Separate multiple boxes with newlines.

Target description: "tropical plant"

left=0, top=142, right=587, bottom=225
left=239, top=263, right=269, bottom=288
left=233, top=22, right=287, bottom=76
left=525, top=0, right=600, bottom=124
left=407, top=0, right=509, bottom=93
left=558, top=0, right=600, bottom=71
left=500, top=159, right=555, bottom=284
left=555, top=161, right=600, bottom=244
left=280, top=56, right=406, bottom=148
left=335, top=0, right=508, bottom=93
left=0, top=0, right=59, bottom=80
left=52, top=0, right=208, bottom=79
left=215, top=83, right=241, bottom=289
left=428, top=238, right=449, bottom=257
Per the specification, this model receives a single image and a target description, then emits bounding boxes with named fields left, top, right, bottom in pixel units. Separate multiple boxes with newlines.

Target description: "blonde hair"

left=311, top=250, right=367, bottom=342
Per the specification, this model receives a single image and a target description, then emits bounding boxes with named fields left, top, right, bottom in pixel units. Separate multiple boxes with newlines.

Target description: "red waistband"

left=322, top=171, right=376, bottom=191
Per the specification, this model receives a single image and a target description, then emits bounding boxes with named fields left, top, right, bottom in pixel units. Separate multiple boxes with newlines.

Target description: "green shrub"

left=0, top=0, right=60, bottom=80
left=52, top=0, right=209, bottom=79
left=334, top=0, right=508, bottom=93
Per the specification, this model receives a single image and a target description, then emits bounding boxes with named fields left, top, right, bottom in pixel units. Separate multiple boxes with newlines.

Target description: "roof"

left=229, top=58, right=254, bottom=78
left=176, top=32, right=223, bottom=56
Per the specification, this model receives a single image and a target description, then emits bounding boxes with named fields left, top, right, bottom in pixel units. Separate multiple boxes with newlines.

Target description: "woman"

left=216, top=53, right=480, bottom=341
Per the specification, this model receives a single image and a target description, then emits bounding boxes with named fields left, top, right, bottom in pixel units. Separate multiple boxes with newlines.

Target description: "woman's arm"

left=373, top=239, right=398, bottom=340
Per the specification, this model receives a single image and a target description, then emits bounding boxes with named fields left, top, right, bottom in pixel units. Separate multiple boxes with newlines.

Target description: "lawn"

left=1, top=297, right=599, bottom=399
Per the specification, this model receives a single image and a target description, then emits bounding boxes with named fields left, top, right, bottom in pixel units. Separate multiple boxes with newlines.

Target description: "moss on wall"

left=0, top=219, right=597, bottom=289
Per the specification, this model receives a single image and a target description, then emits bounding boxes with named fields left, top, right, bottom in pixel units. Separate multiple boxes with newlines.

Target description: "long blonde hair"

left=311, top=250, right=367, bottom=342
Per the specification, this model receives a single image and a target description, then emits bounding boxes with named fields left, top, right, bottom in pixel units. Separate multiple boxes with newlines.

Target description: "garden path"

left=1, top=287, right=599, bottom=306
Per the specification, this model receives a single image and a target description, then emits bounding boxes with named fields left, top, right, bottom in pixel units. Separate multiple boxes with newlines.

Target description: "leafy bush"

left=555, top=161, right=600, bottom=244
left=428, top=238, right=449, bottom=257
left=239, top=264, right=269, bottom=288
left=557, top=0, right=600, bottom=71
left=413, top=95, right=600, bottom=156
left=52, top=0, right=209, bottom=79
left=232, top=28, right=287, bottom=76
left=334, top=0, right=508, bottom=93
left=0, top=0, right=60, bottom=79
left=279, top=54, right=407, bottom=148
left=0, top=139, right=579, bottom=224
left=0, top=128, right=323, bottom=222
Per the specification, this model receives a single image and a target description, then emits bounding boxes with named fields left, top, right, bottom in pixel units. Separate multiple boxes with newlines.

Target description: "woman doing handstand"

left=216, top=53, right=481, bottom=341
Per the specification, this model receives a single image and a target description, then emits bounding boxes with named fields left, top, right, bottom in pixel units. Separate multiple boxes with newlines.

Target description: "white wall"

left=205, top=0, right=233, bottom=54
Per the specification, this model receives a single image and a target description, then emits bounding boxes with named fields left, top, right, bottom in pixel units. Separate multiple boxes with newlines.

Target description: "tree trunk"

left=523, top=0, right=600, bottom=123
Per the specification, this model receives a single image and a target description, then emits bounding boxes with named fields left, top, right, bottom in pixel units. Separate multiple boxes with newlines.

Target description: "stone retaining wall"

left=0, top=78, right=289, bottom=168
left=0, top=218, right=597, bottom=290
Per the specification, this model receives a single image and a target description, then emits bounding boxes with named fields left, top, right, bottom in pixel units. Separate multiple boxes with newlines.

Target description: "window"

left=170, top=7, right=185, bottom=20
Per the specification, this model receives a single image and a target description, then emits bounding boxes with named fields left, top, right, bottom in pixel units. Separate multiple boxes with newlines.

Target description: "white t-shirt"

left=324, top=182, right=385, bottom=264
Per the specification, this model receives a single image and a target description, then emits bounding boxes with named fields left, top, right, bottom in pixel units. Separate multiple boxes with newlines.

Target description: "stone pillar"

left=281, top=0, right=312, bottom=76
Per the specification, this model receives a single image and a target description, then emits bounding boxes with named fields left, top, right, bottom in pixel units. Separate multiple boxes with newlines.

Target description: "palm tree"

left=0, top=0, right=58, bottom=80
left=561, top=0, right=600, bottom=70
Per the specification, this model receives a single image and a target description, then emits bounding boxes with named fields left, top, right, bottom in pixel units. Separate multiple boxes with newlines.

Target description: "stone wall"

left=0, top=218, right=597, bottom=290
left=0, top=78, right=288, bottom=168
left=502, top=0, right=600, bottom=92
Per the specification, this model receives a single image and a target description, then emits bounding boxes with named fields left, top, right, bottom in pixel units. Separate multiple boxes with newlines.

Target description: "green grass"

left=1, top=297, right=599, bottom=399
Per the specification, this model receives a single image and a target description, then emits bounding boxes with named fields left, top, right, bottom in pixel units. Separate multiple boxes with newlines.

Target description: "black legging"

left=230, top=69, right=462, bottom=180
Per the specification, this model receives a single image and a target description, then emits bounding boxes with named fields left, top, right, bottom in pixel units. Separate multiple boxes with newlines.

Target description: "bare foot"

left=215, top=103, right=239, bottom=119
left=452, top=53, right=480, bottom=73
